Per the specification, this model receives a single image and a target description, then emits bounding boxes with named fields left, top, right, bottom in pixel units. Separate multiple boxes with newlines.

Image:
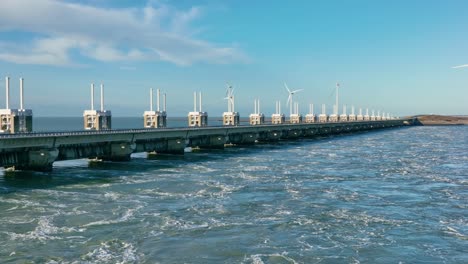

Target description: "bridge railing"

left=0, top=119, right=406, bottom=139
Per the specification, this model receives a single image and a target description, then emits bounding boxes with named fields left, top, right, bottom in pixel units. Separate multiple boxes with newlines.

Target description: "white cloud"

left=0, top=0, right=247, bottom=66
left=452, top=64, right=468, bottom=69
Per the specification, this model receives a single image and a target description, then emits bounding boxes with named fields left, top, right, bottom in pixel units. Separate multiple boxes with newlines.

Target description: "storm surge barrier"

left=0, top=119, right=411, bottom=171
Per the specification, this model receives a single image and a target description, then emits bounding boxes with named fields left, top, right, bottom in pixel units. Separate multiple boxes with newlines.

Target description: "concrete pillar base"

left=160, top=138, right=186, bottom=154
left=100, top=142, right=136, bottom=162
left=191, top=135, right=226, bottom=149
left=228, top=133, right=257, bottom=145
left=257, top=131, right=282, bottom=142
left=13, top=148, right=59, bottom=172
left=281, top=129, right=302, bottom=139
left=303, top=128, right=318, bottom=137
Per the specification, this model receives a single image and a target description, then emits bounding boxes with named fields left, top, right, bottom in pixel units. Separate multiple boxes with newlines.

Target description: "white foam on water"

left=328, top=209, right=413, bottom=227
left=444, top=226, right=467, bottom=239
left=292, top=217, right=318, bottom=226
left=82, top=205, right=143, bottom=227
left=6, top=215, right=83, bottom=242
left=121, top=177, right=159, bottom=185
left=193, top=180, right=242, bottom=199
left=276, top=210, right=292, bottom=216
left=81, top=240, right=141, bottom=263
left=191, top=164, right=217, bottom=173
left=4, top=216, right=36, bottom=224
left=131, top=152, right=147, bottom=159
left=6, top=206, right=18, bottom=211
left=103, top=191, right=122, bottom=201
left=244, top=252, right=298, bottom=264
left=59, top=183, right=112, bottom=190
left=159, top=215, right=210, bottom=231
left=138, top=189, right=186, bottom=198
left=297, top=233, right=342, bottom=253
left=243, top=165, right=270, bottom=172
left=285, top=184, right=301, bottom=199
left=0, top=197, right=43, bottom=208
left=61, top=206, right=89, bottom=216
left=235, top=171, right=258, bottom=181
left=149, top=230, right=163, bottom=237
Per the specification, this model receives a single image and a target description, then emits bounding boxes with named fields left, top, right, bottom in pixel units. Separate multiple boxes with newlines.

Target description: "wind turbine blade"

left=225, top=83, right=231, bottom=96
left=286, top=94, right=292, bottom=106
left=292, top=89, right=303, bottom=93
left=284, top=82, right=291, bottom=93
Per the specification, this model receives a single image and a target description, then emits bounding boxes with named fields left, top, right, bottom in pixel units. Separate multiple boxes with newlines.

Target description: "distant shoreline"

left=411, top=115, right=468, bottom=126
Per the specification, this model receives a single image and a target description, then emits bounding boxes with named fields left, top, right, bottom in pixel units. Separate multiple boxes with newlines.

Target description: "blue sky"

left=0, top=0, right=467, bottom=116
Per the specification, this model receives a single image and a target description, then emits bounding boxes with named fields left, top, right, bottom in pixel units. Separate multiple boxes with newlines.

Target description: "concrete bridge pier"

left=318, top=126, right=331, bottom=135
left=331, top=126, right=344, bottom=134
left=303, top=127, right=319, bottom=137
left=14, top=148, right=59, bottom=172
left=141, top=138, right=185, bottom=158
left=257, top=130, right=282, bottom=142
left=100, top=142, right=136, bottom=161
left=190, top=135, right=226, bottom=150
left=135, top=139, right=167, bottom=154
left=159, top=138, right=186, bottom=154
left=351, top=124, right=362, bottom=131
left=228, top=133, right=257, bottom=145
left=342, top=125, right=353, bottom=133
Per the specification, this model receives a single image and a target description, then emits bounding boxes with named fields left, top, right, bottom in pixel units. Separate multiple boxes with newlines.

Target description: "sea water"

left=0, top=122, right=467, bottom=263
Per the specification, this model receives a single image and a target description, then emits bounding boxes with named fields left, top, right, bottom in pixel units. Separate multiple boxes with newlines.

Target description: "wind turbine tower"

left=284, top=82, right=303, bottom=123
left=328, top=83, right=340, bottom=122
left=222, top=84, right=240, bottom=126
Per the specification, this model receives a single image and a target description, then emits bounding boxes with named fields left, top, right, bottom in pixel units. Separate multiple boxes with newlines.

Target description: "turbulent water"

left=0, top=125, right=467, bottom=263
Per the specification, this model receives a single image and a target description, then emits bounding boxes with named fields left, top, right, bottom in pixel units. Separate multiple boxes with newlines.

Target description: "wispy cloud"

left=452, top=64, right=468, bottom=69
left=0, top=0, right=247, bottom=66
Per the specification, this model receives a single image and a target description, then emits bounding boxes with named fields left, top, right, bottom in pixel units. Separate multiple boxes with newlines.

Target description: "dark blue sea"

left=0, top=118, right=467, bottom=263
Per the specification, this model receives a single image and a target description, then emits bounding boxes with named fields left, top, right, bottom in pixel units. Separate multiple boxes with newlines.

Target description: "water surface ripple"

left=1, top=126, right=467, bottom=263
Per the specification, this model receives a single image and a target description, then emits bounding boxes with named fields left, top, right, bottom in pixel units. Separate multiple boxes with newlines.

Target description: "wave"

left=81, top=239, right=141, bottom=263
left=82, top=205, right=143, bottom=227
left=5, top=215, right=84, bottom=242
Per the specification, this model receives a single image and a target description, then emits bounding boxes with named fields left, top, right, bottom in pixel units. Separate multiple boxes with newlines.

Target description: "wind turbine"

left=284, top=82, right=303, bottom=116
left=224, top=83, right=235, bottom=112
